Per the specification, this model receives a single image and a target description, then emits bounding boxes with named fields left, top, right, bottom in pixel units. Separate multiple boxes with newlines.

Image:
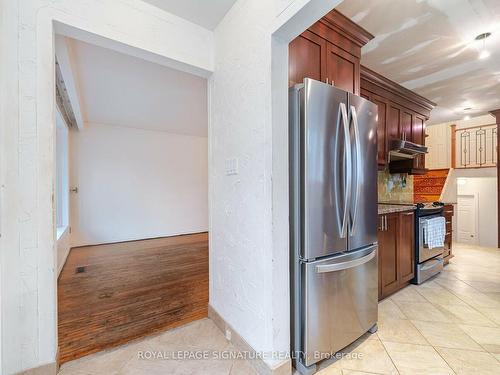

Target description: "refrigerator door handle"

left=349, top=105, right=361, bottom=236
left=316, top=245, right=377, bottom=273
left=339, top=102, right=351, bottom=238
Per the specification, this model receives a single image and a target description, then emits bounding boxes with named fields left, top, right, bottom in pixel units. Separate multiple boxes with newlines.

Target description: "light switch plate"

left=225, top=157, right=239, bottom=175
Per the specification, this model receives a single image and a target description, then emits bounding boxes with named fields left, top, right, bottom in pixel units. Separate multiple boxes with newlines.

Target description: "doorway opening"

left=54, top=34, right=209, bottom=363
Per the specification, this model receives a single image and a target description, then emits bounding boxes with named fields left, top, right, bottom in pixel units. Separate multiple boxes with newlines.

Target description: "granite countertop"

left=378, top=203, right=416, bottom=215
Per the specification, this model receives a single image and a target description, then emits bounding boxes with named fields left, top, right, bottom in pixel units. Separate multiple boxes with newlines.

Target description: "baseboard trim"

left=15, top=361, right=57, bottom=375
left=208, top=304, right=291, bottom=375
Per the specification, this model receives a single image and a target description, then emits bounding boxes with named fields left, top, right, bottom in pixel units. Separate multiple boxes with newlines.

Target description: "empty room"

left=54, top=35, right=209, bottom=363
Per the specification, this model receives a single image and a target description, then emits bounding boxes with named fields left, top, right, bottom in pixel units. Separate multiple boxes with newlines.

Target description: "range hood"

left=388, top=139, right=428, bottom=161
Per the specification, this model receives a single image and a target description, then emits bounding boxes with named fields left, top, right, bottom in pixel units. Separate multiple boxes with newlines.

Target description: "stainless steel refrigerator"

left=290, top=78, right=378, bottom=374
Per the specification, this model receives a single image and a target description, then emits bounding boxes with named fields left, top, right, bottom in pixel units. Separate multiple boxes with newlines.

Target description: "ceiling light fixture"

left=463, top=115, right=471, bottom=120
left=475, top=32, right=492, bottom=60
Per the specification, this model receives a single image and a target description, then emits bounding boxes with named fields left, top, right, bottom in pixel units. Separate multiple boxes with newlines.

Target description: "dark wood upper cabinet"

left=402, top=110, right=413, bottom=142
left=288, top=10, right=435, bottom=171
left=325, top=42, right=359, bottom=94
left=372, top=95, right=388, bottom=166
left=288, top=9, right=373, bottom=93
left=361, top=66, right=435, bottom=169
left=289, top=30, right=326, bottom=87
left=413, top=115, right=426, bottom=169
left=388, top=104, right=402, bottom=143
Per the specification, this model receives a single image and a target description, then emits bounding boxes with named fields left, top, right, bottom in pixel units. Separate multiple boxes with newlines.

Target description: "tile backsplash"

left=377, top=169, right=414, bottom=203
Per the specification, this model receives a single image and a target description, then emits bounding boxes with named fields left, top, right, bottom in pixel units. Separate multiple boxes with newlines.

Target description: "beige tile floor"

left=59, top=243, right=500, bottom=375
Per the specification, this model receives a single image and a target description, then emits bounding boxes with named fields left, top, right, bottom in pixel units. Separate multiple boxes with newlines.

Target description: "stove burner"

left=415, top=201, right=444, bottom=217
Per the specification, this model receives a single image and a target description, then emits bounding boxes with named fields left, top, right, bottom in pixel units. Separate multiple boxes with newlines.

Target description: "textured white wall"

left=0, top=0, right=343, bottom=373
left=0, top=1, right=212, bottom=373
left=457, top=177, right=498, bottom=247
left=209, top=0, right=342, bottom=369
left=70, top=123, right=208, bottom=247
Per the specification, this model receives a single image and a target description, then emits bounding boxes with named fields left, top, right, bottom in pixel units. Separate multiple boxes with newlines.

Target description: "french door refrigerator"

left=289, top=78, right=378, bottom=374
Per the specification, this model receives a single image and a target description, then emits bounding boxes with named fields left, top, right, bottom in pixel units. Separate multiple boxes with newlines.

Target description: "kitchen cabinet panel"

left=378, top=213, right=399, bottom=299
left=288, top=10, right=373, bottom=93
left=372, top=95, right=388, bottom=166
left=361, top=67, right=435, bottom=172
left=402, top=110, right=413, bottom=142
left=399, top=211, right=415, bottom=283
left=326, top=42, right=358, bottom=94
left=388, top=105, right=402, bottom=145
left=378, top=210, right=416, bottom=300
left=413, top=115, right=426, bottom=169
left=289, top=30, right=326, bottom=87
left=443, top=205, right=454, bottom=264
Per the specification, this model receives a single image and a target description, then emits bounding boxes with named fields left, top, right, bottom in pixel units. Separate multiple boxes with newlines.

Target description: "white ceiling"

left=336, top=0, right=500, bottom=124
left=68, top=38, right=208, bottom=137
left=142, top=0, right=237, bottom=30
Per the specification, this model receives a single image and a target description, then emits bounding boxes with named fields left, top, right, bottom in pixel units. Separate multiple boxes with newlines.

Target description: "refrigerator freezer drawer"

left=302, top=245, right=378, bottom=367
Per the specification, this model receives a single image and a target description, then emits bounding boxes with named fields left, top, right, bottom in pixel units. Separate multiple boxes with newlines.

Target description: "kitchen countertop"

left=378, top=203, right=416, bottom=215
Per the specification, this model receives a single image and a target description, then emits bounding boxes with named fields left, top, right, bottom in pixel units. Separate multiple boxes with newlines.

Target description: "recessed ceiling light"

left=463, top=115, right=471, bottom=120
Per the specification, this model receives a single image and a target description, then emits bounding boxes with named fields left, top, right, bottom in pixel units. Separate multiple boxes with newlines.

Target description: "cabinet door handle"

left=403, top=212, right=413, bottom=216
left=384, top=215, right=388, bottom=231
left=445, top=210, right=453, bottom=214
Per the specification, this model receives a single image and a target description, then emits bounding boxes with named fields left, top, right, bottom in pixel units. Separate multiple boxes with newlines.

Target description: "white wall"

left=456, top=177, right=498, bottom=247
left=210, top=0, right=342, bottom=370
left=426, top=114, right=496, bottom=169
left=70, top=123, right=208, bottom=247
left=0, top=1, right=213, bottom=373
left=55, top=109, right=71, bottom=275
left=1, top=0, right=343, bottom=373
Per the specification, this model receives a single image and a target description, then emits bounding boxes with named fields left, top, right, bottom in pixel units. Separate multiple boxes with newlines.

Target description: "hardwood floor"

left=58, top=232, right=209, bottom=364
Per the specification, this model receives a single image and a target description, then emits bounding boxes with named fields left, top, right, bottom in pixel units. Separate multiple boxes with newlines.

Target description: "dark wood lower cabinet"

left=443, top=204, right=454, bottom=264
left=399, top=211, right=415, bottom=283
left=378, top=213, right=399, bottom=299
left=378, top=210, right=415, bottom=300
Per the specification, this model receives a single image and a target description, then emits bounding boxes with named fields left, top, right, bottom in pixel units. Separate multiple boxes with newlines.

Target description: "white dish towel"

left=425, top=216, right=446, bottom=249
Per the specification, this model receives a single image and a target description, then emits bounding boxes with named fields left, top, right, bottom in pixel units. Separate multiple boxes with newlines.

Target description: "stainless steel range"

left=289, top=78, right=378, bottom=374
left=413, top=202, right=445, bottom=284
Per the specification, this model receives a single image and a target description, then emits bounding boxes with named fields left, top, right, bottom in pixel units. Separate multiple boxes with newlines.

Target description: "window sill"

left=57, top=226, right=68, bottom=241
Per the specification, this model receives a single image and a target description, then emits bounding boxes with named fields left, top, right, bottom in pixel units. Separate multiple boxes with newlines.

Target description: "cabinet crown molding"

left=361, top=65, right=436, bottom=113
left=489, top=109, right=500, bottom=119
left=321, top=10, right=374, bottom=48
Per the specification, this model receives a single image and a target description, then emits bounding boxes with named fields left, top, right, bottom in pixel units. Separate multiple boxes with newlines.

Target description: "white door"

left=457, top=194, right=478, bottom=245
left=425, top=124, right=450, bottom=169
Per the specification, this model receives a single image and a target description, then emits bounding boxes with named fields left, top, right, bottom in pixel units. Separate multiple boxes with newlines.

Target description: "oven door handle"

left=420, top=257, right=443, bottom=271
